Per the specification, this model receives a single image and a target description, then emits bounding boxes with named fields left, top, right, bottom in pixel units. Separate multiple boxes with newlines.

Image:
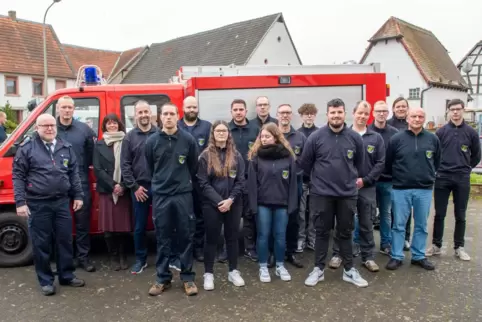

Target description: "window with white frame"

left=408, top=88, right=420, bottom=99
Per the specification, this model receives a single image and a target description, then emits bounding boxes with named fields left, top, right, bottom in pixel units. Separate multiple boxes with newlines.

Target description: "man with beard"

left=146, top=102, right=199, bottom=296
left=388, top=97, right=412, bottom=251
left=56, top=96, right=97, bottom=272
left=121, top=100, right=158, bottom=274
left=427, top=99, right=481, bottom=261
left=251, top=96, right=278, bottom=127
left=229, top=99, right=260, bottom=262
left=177, top=96, right=212, bottom=262
left=369, top=101, right=398, bottom=255
left=273, top=103, right=305, bottom=268
left=301, top=98, right=368, bottom=288
left=385, top=107, right=440, bottom=271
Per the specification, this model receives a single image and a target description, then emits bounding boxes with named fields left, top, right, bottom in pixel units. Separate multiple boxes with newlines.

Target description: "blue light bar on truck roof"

left=84, top=66, right=99, bottom=85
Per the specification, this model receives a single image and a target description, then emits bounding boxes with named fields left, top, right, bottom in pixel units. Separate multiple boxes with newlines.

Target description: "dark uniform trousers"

left=433, top=174, right=471, bottom=249
left=73, top=183, right=92, bottom=262
left=312, top=195, right=356, bottom=270
left=29, top=197, right=75, bottom=286
left=242, top=191, right=257, bottom=252
left=203, top=200, right=242, bottom=273
left=333, top=187, right=376, bottom=261
left=153, top=192, right=195, bottom=283
left=193, top=189, right=205, bottom=253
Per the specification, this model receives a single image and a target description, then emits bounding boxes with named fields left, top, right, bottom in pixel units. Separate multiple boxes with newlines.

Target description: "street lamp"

left=43, top=0, right=61, bottom=97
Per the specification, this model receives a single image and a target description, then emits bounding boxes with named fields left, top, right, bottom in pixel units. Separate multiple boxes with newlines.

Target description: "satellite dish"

left=462, top=59, right=473, bottom=74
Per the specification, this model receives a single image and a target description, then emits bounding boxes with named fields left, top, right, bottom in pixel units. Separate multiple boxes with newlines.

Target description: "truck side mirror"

left=27, top=99, right=38, bottom=112
left=4, top=144, right=17, bottom=157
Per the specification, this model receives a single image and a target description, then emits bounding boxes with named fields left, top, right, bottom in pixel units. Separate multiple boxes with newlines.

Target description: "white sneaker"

left=426, top=245, right=442, bottom=257
left=259, top=267, right=271, bottom=283
left=228, top=270, right=245, bottom=287
left=304, top=267, right=324, bottom=286
left=275, top=265, right=291, bottom=281
left=343, top=267, right=368, bottom=288
left=203, top=273, right=214, bottom=291
left=455, top=247, right=471, bottom=261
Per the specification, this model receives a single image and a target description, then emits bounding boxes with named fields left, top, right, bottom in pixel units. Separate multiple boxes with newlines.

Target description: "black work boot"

left=118, top=234, right=129, bottom=270
left=105, top=233, right=120, bottom=271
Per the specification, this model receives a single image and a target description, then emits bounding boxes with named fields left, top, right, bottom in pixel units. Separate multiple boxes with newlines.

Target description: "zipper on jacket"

left=169, top=136, right=171, bottom=148
left=415, top=136, right=418, bottom=151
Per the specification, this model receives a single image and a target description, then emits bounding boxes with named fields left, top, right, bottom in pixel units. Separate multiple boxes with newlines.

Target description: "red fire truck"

left=0, top=64, right=388, bottom=267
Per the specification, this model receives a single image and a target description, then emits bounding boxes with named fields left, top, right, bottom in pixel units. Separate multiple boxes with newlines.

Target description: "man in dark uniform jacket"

left=13, top=114, right=85, bottom=296
left=56, top=96, right=97, bottom=272
left=427, top=99, right=481, bottom=261
left=251, top=96, right=278, bottom=127
left=277, top=103, right=305, bottom=269
left=177, top=96, right=212, bottom=262
left=229, top=99, right=260, bottom=262
left=387, top=97, right=412, bottom=250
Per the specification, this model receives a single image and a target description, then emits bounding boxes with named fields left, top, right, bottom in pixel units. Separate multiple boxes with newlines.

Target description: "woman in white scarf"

left=93, top=113, right=132, bottom=271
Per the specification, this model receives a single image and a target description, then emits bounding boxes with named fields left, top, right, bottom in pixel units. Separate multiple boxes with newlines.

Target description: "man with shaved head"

left=385, top=107, right=441, bottom=271
left=12, top=113, right=85, bottom=295
left=56, top=95, right=97, bottom=272
left=177, top=96, right=212, bottom=262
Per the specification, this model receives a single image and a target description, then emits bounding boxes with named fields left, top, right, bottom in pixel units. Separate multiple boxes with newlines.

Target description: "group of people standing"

left=12, top=94, right=479, bottom=297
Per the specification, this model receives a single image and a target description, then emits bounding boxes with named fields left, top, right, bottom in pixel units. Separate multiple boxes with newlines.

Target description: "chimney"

left=8, top=10, right=16, bottom=21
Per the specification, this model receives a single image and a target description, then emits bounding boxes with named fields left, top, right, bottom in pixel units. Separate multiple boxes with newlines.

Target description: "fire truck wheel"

left=0, top=212, right=33, bottom=268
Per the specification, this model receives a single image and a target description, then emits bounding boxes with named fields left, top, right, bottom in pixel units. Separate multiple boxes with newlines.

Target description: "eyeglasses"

left=214, top=129, right=228, bottom=133
left=278, top=111, right=292, bottom=116
left=374, top=110, right=389, bottom=114
left=449, top=108, right=463, bottom=112
left=38, top=124, right=56, bottom=128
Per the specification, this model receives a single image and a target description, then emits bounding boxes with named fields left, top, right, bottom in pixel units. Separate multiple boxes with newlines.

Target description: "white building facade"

left=0, top=73, right=75, bottom=120
left=360, top=17, right=469, bottom=128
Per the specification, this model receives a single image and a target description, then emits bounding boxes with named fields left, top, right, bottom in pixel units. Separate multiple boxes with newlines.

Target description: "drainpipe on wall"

left=420, top=84, right=433, bottom=108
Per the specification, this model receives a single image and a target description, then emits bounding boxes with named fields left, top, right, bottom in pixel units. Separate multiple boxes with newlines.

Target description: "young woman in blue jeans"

left=247, top=123, right=298, bottom=283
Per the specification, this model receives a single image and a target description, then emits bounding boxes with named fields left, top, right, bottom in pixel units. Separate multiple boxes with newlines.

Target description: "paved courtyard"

left=1, top=202, right=481, bottom=322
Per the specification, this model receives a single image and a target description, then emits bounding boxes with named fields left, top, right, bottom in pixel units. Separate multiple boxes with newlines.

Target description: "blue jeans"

left=257, top=206, right=288, bottom=266
left=376, top=182, right=393, bottom=248
left=353, top=214, right=359, bottom=244
left=391, top=189, right=432, bottom=261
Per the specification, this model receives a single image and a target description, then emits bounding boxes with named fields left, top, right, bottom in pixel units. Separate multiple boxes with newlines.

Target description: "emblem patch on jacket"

left=426, top=150, right=433, bottom=159
left=282, top=170, right=289, bottom=179
left=248, top=141, right=254, bottom=149
left=347, top=150, right=354, bottom=159
left=229, top=169, right=237, bottom=178
left=178, top=155, right=186, bottom=164
left=367, top=145, right=375, bottom=154
left=294, top=146, right=301, bottom=155
left=198, top=138, right=205, bottom=146
left=63, top=159, right=69, bottom=167
left=461, top=145, right=468, bottom=152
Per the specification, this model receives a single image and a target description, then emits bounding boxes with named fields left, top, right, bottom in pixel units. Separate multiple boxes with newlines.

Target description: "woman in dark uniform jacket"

left=93, top=113, right=132, bottom=270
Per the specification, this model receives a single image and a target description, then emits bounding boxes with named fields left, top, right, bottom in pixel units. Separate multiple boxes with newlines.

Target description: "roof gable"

left=109, top=46, right=147, bottom=81
left=62, top=44, right=121, bottom=78
left=0, top=14, right=74, bottom=78
left=122, top=13, right=283, bottom=84
left=360, top=17, right=468, bottom=91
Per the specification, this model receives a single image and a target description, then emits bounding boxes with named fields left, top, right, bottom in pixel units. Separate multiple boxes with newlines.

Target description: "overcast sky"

left=1, top=0, right=480, bottom=66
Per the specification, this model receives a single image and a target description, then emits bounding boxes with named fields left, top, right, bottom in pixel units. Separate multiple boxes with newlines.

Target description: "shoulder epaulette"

left=19, top=136, right=31, bottom=147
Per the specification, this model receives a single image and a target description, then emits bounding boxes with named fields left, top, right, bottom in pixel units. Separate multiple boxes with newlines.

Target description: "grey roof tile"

left=122, top=13, right=281, bottom=84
